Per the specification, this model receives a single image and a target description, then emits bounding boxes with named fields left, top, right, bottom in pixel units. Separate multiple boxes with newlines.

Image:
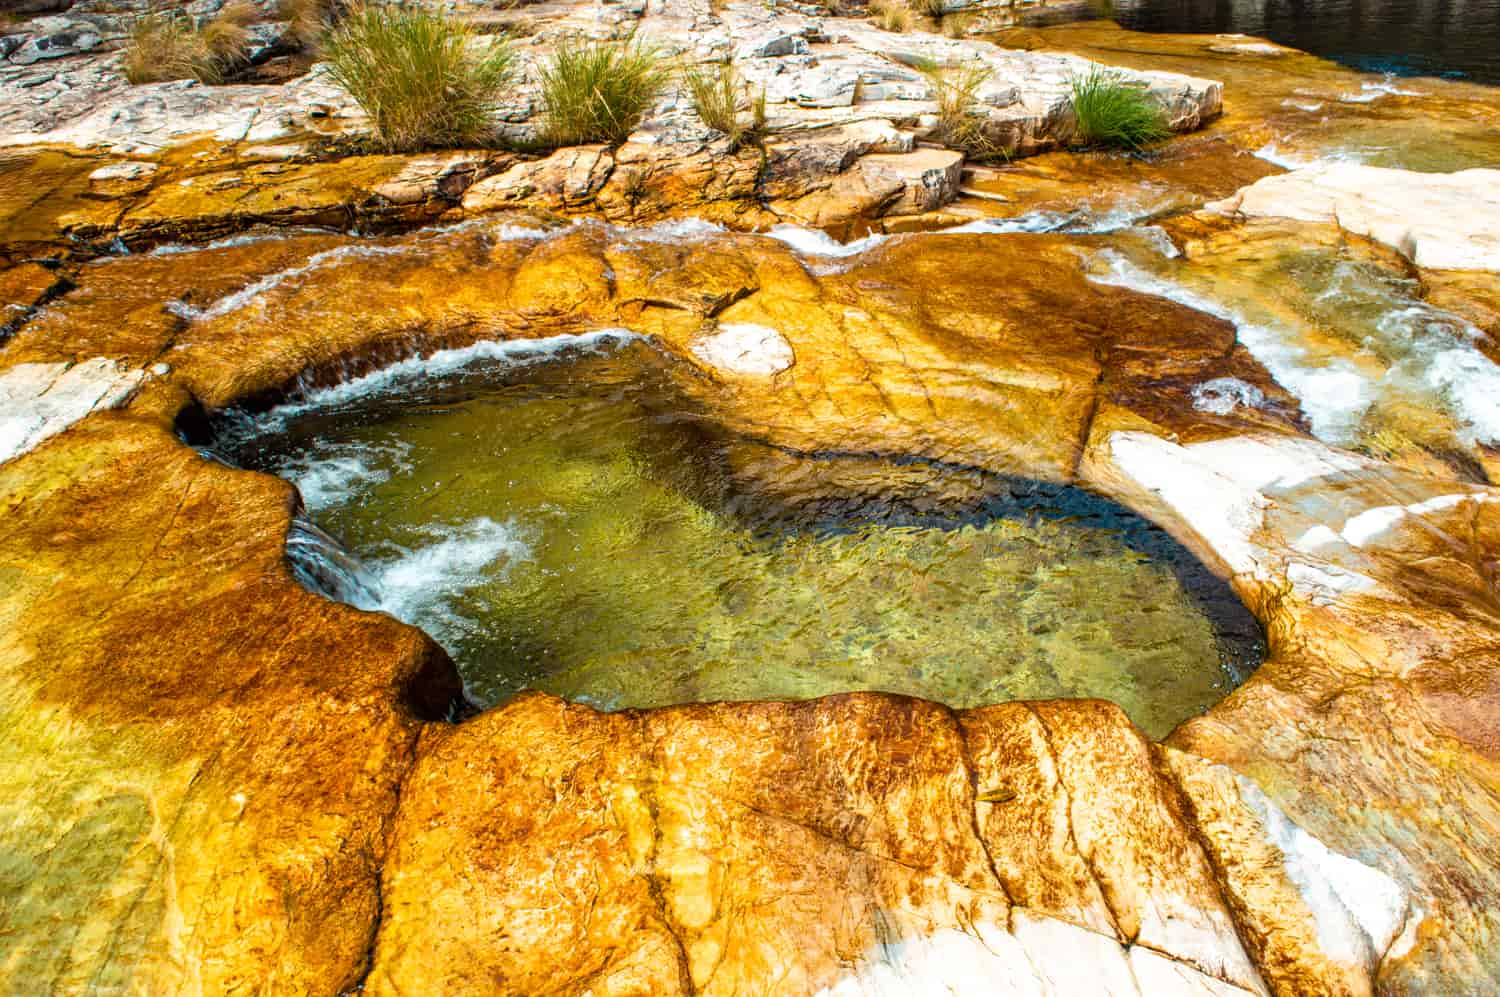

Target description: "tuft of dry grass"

left=121, top=1, right=258, bottom=85
left=277, top=0, right=340, bottom=51
left=322, top=4, right=516, bottom=151
left=537, top=37, right=669, bottom=147
left=682, top=59, right=767, bottom=151
left=917, top=58, right=1006, bottom=160
left=869, top=0, right=912, bottom=32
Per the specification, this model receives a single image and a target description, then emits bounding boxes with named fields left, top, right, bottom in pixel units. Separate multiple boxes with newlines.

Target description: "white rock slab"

left=1207, top=164, right=1500, bottom=271
left=0, top=359, right=149, bottom=465
left=691, top=323, right=795, bottom=376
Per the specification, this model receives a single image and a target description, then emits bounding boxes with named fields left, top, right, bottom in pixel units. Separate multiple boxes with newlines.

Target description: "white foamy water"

left=249, top=329, right=643, bottom=433
left=1193, top=377, right=1267, bottom=416
left=1090, top=251, right=1500, bottom=447
left=946, top=203, right=1156, bottom=236
left=167, top=218, right=552, bottom=320
left=764, top=224, right=889, bottom=258
left=1381, top=308, right=1500, bottom=445
left=362, top=517, right=533, bottom=646
left=1087, top=251, right=1374, bottom=442
left=170, top=244, right=413, bottom=321
left=1339, top=76, right=1423, bottom=104
left=278, top=439, right=413, bottom=512
left=149, top=228, right=332, bottom=256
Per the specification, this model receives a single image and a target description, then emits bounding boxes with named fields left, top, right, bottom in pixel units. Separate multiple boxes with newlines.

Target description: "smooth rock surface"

left=0, top=357, right=146, bottom=463
left=1207, top=164, right=1500, bottom=271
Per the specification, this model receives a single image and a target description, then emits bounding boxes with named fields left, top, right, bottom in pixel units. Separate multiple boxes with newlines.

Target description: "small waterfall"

left=285, top=517, right=383, bottom=610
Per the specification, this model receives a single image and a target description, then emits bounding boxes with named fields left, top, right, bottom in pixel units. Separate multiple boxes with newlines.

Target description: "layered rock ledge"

left=0, top=0, right=1221, bottom=253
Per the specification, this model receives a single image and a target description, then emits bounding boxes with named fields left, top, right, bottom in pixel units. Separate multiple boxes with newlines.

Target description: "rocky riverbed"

left=2, top=1, right=1500, bottom=994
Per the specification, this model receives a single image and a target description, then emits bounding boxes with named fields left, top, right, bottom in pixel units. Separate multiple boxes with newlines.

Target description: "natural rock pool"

left=217, top=334, right=1262, bottom=738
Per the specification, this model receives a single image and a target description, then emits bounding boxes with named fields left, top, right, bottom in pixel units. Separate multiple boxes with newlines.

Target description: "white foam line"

left=1086, top=251, right=1373, bottom=443
left=764, top=224, right=889, bottom=258
left=265, top=329, right=643, bottom=423
left=171, top=244, right=412, bottom=320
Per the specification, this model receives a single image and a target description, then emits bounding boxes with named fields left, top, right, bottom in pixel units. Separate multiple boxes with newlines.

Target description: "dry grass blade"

left=121, top=1, right=257, bottom=85
left=917, top=58, right=1007, bottom=161
left=683, top=59, right=766, bottom=151
left=322, top=4, right=515, bottom=152
left=869, top=0, right=913, bottom=32
left=538, top=37, right=669, bottom=147
left=277, top=0, right=340, bottom=51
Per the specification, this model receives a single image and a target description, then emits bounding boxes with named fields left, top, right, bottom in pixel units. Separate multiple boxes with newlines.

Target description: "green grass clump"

left=1067, top=67, right=1169, bottom=151
left=683, top=60, right=766, bottom=150
left=322, top=4, right=515, bottom=152
left=121, top=1, right=257, bottom=85
left=917, top=59, right=1005, bottom=161
left=538, top=38, right=669, bottom=147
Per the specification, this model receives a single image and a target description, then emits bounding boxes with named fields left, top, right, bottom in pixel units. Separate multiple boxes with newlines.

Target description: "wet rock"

left=0, top=413, right=459, bottom=992
left=1, top=138, right=1497, bottom=993
left=86, top=158, right=157, bottom=196
left=1207, top=164, right=1500, bottom=271
left=1091, top=429, right=1500, bottom=990
left=856, top=147, right=964, bottom=214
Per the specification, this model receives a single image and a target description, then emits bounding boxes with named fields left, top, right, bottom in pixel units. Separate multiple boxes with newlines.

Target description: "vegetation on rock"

left=538, top=37, right=669, bottom=147
left=1067, top=67, right=1169, bottom=150
left=869, top=0, right=913, bottom=31
left=277, top=0, right=340, bottom=51
left=323, top=4, right=515, bottom=152
left=683, top=60, right=767, bottom=151
left=121, top=1, right=257, bottom=85
left=917, top=59, right=1006, bottom=161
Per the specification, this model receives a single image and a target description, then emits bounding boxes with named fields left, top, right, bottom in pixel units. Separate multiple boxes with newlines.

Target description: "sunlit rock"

left=1208, top=164, right=1500, bottom=271
left=0, top=357, right=147, bottom=463
left=691, top=322, right=795, bottom=375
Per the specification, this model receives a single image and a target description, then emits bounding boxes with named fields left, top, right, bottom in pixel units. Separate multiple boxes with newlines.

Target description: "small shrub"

left=538, top=37, right=669, bottom=147
left=869, top=0, right=912, bottom=31
left=1067, top=67, right=1169, bottom=151
left=322, top=4, right=515, bottom=152
left=122, top=1, right=257, bottom=85
left=917, top=59, right=1005, bottom=160
left=683, top=59, right=766, bottom=150
left=278, top=0, right=340, bottom=50
left=909, top=0, right=946, bottom=15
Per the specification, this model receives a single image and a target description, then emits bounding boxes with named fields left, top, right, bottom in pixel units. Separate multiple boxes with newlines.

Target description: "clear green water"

left=223, top=337, right=1260, bottom=738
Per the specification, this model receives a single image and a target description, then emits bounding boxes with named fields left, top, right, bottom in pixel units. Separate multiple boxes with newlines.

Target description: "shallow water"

left=1087, top=224, right=1500, bottom=463
left=1106, top=0, right=1500, bottom=84
left=221, top=338, right=1261, bottom=738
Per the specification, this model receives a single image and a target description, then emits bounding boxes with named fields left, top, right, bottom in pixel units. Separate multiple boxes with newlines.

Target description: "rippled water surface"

left=1035, top=0, right=1500, bottom=83
left=220, top=338, right=1260, bottom=738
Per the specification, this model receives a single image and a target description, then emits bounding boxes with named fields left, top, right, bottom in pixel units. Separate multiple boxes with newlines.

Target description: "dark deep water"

left=1044, top=0, right=1500, bottom=83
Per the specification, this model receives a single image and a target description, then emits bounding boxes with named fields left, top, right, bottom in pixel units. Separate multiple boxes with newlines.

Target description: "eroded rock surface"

left=0, top=0, right=1222, bottom=250
left=0, top=409, right=461, bottom=993
left=367, top=693, right=1280, bottom=996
